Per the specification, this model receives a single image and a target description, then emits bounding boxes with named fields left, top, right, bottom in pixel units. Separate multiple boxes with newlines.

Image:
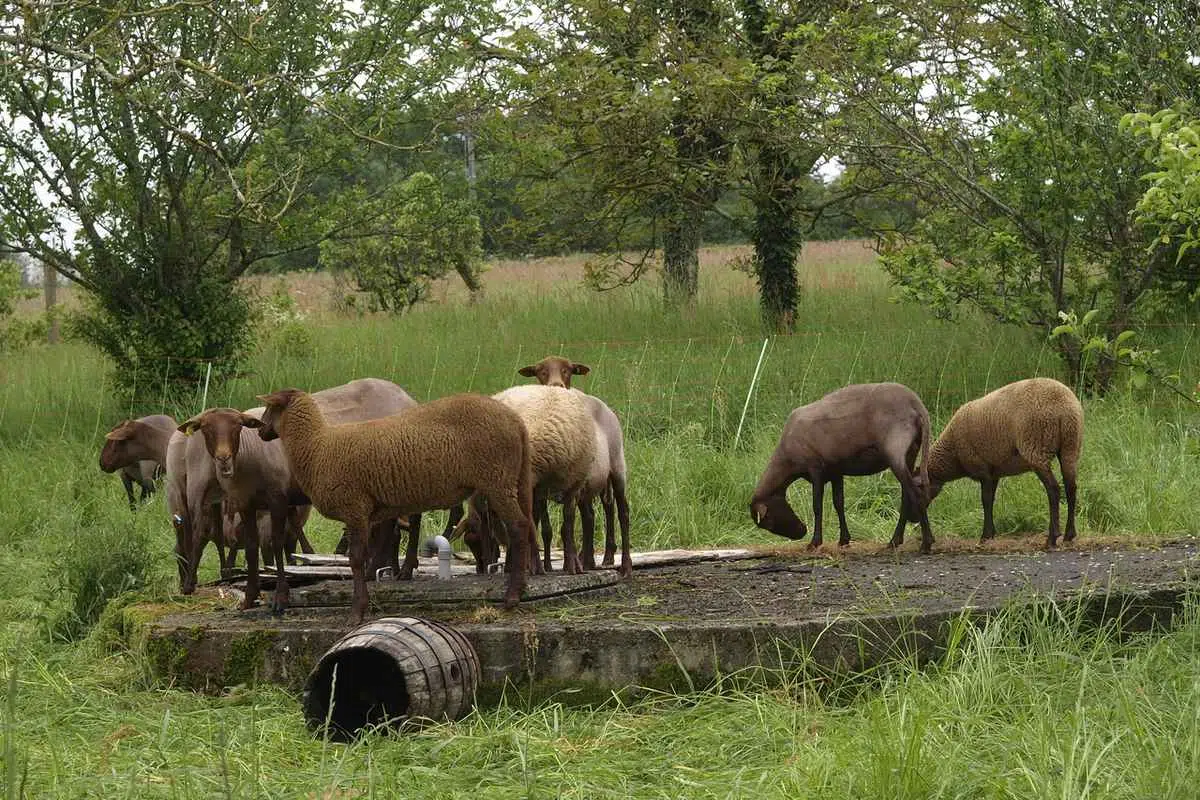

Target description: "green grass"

left=2, top=242, right=1199, bottom=796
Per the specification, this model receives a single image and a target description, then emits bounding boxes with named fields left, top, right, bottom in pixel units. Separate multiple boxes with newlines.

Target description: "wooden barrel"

left=303, top=617, right=480, bottom=740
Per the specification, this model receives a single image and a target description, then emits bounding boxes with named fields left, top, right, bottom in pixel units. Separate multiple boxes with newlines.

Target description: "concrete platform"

left=121, top=538, right=1200, bottom=704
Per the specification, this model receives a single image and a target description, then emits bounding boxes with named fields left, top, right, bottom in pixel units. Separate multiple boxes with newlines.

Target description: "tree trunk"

left=662, top=213, right=701, bottom=306
left=42, top=261, right=59, bottom=344
left=752, top=148, right=805, bottom=332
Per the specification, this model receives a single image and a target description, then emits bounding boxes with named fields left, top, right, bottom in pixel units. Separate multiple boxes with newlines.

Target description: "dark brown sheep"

left=255, top=389, right=534, bottom=623
left=749, top=382, right=935, bottom=553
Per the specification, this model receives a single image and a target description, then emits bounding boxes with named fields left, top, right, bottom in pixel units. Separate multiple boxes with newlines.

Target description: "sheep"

left=518, top=356, right=590, bottom=389
left=749, top=382, right=935, bottom=553
left=178, top=406, right=311, bottom=611
left=517, top=356, right=632, bottom=577
left=167, top=425, right=313, bottom=596
left=99, top=415, right=176, bottom=510
left=912, top=377, right=1083, bottom=548
left=169, top=378, right=419, bottom=597
left=481, top=384, right=598, bottom=575
left=254, top=388, right=535, bottom=622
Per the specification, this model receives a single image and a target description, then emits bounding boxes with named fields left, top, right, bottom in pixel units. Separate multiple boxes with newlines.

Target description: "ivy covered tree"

left=0, top=0, right=496, bottom=394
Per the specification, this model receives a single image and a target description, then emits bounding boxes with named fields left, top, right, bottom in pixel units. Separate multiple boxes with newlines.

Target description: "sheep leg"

left=1031, top=465, right=1062, bottom=548
left=239, top=511, right=261, bottom=611
left=559, top=489, right=584, bottom=575
left=980, top=478, right=999, bottom=540
left=121, top=472, right=137, bottom=511
left=540, top=497, right=555, bottom=574
left=399, top=514, right=421, bottom=580
left=334, top=529, right=350, bottom=556
left=138, top=480, right=154, bottom=505
left=601, top=483, right=617, bottom=568
left=487, top=493, right=528, bottom=609
left=1061, top=459, right=1078, bottom=543
left=809, top=476, right=825, bottom=550
left=292, top=508, right=315, bottom=556
left=532, top=490, right=550, bottom=575
left=442, top=503, right=465, bottom=538
left=890, top=461, right=933, bottom=554
left=831, top=476, right=851, bottom=547
left=612, top=473, right=632, bottom=578
left=172, top=514, right=191, bottom=593
left=579, top=495, right=597, bottom=571
left=345, top=521, right=371, bottom=624
left=268, top=505, right=290, bottom=615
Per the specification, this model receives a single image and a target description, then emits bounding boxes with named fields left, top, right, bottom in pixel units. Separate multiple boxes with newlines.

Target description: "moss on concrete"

left=223, top=629, right=278, bottom=686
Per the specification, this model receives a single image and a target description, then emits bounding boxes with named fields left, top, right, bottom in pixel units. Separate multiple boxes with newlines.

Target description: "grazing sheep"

left=913, top=377, right=1083, bottom=548
left=254, top=389, right=535, bottom=622
left=749, top=382, right=934, bottom=553
left=99, top=415, right=176, bottom=510
left=517, top=356, right=632, bottom=577
left=169, top=378, right=418, bottom=597
left=486, top=384, right=597, bottom=575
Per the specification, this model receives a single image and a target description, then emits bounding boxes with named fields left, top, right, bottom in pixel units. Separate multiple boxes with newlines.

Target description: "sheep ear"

left=517, top=366, right=537, bottom=377
left=571, top=363, right=591, bottom=376
left=178, top=417, right=203, bottom=436
left=105, top=421, right=135, bottom=441
left=258, top=388, right=299, bottom=407
left=239, top=414, right=263, bottom=429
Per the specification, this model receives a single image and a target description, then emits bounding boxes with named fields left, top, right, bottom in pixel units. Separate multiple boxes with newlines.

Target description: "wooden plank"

left=292, top=548, right=764, bottom=570
left=227, top=568, right=621, bottom=609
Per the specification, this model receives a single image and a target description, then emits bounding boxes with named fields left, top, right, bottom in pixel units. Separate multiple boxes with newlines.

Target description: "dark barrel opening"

left=303, top=647, right=411, bottom=741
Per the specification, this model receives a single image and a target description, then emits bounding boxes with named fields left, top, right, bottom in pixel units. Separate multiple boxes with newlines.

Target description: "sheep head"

left=518, top=356, right=590, bottom=389
left=749, top=495, right=808, bottom=540
left=178, top=409, right=263, bottom=479
left=99, top=419, right=140, bottom=473
left=254, top=388, right=305, bottom=441
left=907, top=473, right=944, bottom=518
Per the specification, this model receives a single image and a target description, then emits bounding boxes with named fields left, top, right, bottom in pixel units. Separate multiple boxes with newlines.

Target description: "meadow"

left=2, top=240, right=1199, bottom=797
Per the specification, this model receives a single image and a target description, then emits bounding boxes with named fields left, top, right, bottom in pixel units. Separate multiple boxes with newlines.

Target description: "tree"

left=0, top=0, right=493, bottom=393
left=319, top=172, right=483, bottom=311
left=474, top=0, right=741, bottom=305
left=1125, top=108, right=1200, bottom=297
left=833, top=0, right=1200, bottom=390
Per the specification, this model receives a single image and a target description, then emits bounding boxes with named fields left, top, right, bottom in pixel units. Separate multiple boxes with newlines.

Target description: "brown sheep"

left=169, top=378, right=417, bottom=596
left=914, top=377, right=1083, bottom=548
left=254, top=389, right=534, bottom=622
left=750, top=382, right=934, bottom=553
left=99, top=415, right=176, bottom=510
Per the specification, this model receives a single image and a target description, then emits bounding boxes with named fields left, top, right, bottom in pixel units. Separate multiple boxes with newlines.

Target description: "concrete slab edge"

left=135, top=584, right=1191, bottom=706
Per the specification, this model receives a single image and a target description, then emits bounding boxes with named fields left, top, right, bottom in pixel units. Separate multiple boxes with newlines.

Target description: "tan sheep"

left=517, top=355, right=632, bottom=577
left=485, top=384, right=598, bottom=575
left=254, top=389, right=535, bottom=622
left=916, top=377, right=1083, bottom=548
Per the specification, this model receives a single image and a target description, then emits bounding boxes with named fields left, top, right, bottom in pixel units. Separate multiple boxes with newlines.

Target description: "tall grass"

left=1, top=242, right=1199, bottom=796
